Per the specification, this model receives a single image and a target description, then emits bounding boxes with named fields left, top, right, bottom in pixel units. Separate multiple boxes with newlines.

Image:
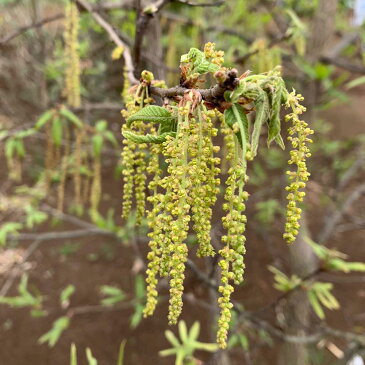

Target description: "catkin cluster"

left=121, top=47, right=313, bottom=349
left=121, top=73, right=153, bottom=222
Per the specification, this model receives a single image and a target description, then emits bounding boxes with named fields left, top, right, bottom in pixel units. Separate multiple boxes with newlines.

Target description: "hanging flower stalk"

left=121, top=43, right=313, bottom=348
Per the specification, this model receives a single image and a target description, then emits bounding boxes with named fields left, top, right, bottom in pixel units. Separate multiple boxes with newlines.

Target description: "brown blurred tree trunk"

left=145, top=17, right=165, bottom=80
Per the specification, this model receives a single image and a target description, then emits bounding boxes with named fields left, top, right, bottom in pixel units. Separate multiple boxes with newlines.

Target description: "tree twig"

left=0, top=13, right=64, bottom=45
left=0, top=2, right=136, bottom=46
left=173, top=0, right=224, bottom=6
left=149, top=68, right=239, bottom=104
left=317, top=183, right=365, bottom=244
left=76, top=0, right=138, bottom=84
left=320, top=56, right=365, bottom=75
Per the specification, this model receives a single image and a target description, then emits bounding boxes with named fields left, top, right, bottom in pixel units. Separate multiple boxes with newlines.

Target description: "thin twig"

left=320, top=56, right=365, bottom=75
left=173, top=0, right=224, bottom=6
left=9, top=228, right=115, bottom=242
left=0, top=13, right=64, bottom=45
left=317, top=183, right=365, bottom=244
left=149, top=68, right=240, bottom=103
left=76, top=0, right=138, bottom=84
left=161, top=11, right=252, bottom=42
left=0, top=2, right=136, bottom=45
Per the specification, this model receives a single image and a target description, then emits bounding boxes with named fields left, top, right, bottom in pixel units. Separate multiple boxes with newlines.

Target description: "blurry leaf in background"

left=0, top=222, right=23, bottom=245
left=159, top=321, right=218, bottom=365
left=117, top=340, right=127, bottom=365
left=268, top=266, right=301, bottom=292
left=24, top=204, right=48, bottom=229
left=307, top=282, right=339, bottom=319
left=86, top=348, right=98, bottom=365
left=346, top=76, right=365, bottom=89
left=38, top=316, right=70, bottom=347
left=130, top=274, right=146, bottom=329
left=0, top=274, right=42, bottom=308
left=100, top=285, right=126, bottom=306
left=70, top=343, right=78, bottom=365
left=60, top=285, right=76, bottom=309
left=306, top=237, right=365, bottom=273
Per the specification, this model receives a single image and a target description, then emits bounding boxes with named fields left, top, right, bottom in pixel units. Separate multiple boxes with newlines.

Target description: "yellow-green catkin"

left=121, top=72, right=151, bottom=222
left=64, top=0, right=81, bottom=108
left=217, top=115, right=249, bottom=349
left=164, top=105, right=191, bottom=325
left=283, top=91, right=313, bottom=243
left=121, top=71, right=138, bottom=219
left=190, top=106, right=220, bottom=257
left=143, top=144, right=163, bottom=317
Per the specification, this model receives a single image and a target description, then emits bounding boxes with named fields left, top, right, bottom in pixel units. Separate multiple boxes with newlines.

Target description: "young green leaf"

left=267, top=81, right=284, bottom=147
left=224, top=103, right=249, bottom=151
left=35, top=109, right=54, bottom=129
left=70, top=343, right=78, bottom=365
left=95, top=120, right=107, bottom=133
left=0, top=222, right=23, bottom=245
left=52, top=118, right=63, bottom=147
left=130, top=303, right=144, bottom=329
left=251, top=92, right=270, bottom=156
left=308, top=289, right=325, bottom=319
left=60, top=107, right=83, bottom=128
left=194, top=59, right=220, bottom=74
left=86, top=348, right=98, bottom=365
left=5, top=139, right=16, bottom=159
left=0, top=274, right=42, bottom=308
left=92, top=134, right=103, bottom=157
left=346, top=76, right=365, bottom=89
left=100, top=285, right=126, bottom=306
left=60, top=285, right=75, bottom=308
left=126, top=106, right=175, bottom=127
left=38, top=316, right=70, bottom=347
left=117, top=340, right=127, bottom=365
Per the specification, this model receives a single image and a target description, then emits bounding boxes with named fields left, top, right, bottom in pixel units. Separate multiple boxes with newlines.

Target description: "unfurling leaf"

left=38, top=316, right=70, bottom=347
left=267, top=80, right=284, bottom=147
left=251, top=93, right=270, bottom=156
left=224, top=103, right=249, bottom=160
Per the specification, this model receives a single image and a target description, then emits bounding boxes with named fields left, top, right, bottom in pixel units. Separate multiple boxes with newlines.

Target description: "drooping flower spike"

left=121, top=44, right=313, bottom=348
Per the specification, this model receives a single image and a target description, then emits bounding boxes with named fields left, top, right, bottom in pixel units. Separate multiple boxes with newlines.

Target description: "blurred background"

left=0, top=0, right=365, bottom=364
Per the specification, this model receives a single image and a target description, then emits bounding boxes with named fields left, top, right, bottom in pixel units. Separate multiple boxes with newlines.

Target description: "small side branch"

left=150, top=68, right=239, bottom=104
left=76, top=0, right=138, bottom=84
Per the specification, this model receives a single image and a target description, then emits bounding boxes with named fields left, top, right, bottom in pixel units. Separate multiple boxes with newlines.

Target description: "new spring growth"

left=283, top=91, right=313, bottom=243
left=121, top=43, right=313, bottom=349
